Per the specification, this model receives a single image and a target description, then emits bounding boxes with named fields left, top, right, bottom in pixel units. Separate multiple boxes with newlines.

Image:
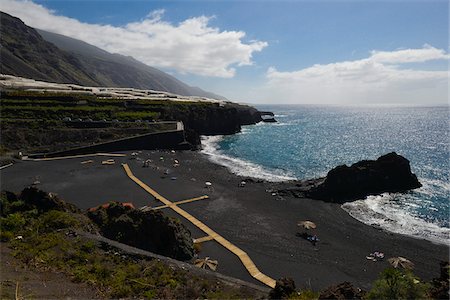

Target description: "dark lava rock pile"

left=88, top=202, right=194, bottom=261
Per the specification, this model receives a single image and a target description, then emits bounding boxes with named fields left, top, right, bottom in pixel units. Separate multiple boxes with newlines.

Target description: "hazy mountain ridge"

left=0, top=12, right=225, bottom=99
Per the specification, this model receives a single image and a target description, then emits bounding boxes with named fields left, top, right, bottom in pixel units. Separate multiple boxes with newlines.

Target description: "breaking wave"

left=200, top=135, right=296, bottom=182
left=342, top=193, right=450, bottom=246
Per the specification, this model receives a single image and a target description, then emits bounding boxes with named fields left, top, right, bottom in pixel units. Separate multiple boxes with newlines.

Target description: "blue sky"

left=2, top=0, right=449, bottom=105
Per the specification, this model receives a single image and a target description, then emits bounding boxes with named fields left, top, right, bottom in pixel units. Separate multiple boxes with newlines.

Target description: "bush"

left=37, top=210, right=79, bottom=232
left=366, top=268, right=430, bottom=300
left=0, top=213, right=26, bottom=231
left=0, top=230, right=14, bottom=242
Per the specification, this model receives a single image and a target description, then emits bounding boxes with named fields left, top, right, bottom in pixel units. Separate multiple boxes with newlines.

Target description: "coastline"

left=2, top=149, right=448, bottom=291
left=200, top=131, right=450, bottom=247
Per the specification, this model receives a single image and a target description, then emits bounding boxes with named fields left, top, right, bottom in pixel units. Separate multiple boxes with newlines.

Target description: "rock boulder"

left=88, top=202, right=194, bottom=261
left=307, top=152, right=421, bottom=203
left=319, top=282, right=365, bottom=299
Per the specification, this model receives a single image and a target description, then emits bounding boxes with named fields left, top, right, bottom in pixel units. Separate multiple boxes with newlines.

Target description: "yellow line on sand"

left=153, top=195, right=209, bottom=210
left=122, top=163, right=276, bottom=288
left=23, top=153, right=127, bottom=161
left=193, top=235, right=215, bottom=244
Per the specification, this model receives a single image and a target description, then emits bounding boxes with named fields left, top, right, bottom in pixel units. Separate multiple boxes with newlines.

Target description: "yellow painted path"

left=193, top=235, right=215, bottom=244
left=153, top=195, right=209, bottom=210
left=23, top=153, right=126, bottom=161
left=122, top=163, right=276, bottom=288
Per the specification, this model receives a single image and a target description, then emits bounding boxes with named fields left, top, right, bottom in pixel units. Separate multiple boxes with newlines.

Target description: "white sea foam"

left=342, top=193, right=450, bottom=246
left=200, top=135, right=296, bottom=182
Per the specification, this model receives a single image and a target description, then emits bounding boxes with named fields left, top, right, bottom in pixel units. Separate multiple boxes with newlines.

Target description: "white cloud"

left=0, top=0, right=267, bottom=78
left=370, top=44, right=450, bottom=64
left=263, top=46, right=449, bottom=105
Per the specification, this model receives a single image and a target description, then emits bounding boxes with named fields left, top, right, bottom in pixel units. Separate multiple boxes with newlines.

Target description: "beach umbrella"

left=388, top=257, right=414, bottom=270
left=194, top=257, right=218, bottom=271
left=297, top=220, right=317, bottom=230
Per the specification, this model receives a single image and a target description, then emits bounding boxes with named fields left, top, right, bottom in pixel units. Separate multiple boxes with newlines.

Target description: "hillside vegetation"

left=0, top=89, right=260, bottom=152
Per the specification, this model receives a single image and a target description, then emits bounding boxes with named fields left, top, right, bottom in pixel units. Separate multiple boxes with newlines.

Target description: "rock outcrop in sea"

left=307, top=152, right=422, bottom=202
left=277, top=152, right=422, bottom=203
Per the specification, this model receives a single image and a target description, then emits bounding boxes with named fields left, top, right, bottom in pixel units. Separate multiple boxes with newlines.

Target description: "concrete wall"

left=32, top=129, right=189, bottom=158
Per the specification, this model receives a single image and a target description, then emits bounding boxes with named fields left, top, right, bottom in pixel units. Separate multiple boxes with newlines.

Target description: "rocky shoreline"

left=276, top=152, right=422, bottom=204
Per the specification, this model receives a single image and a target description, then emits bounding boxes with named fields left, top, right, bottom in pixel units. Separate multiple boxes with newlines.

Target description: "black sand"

left=1, top=150, right=448, bottom=290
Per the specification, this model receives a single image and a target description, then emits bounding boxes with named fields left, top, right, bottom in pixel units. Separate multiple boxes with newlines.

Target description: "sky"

left=1, top=0, right=448, bottom=105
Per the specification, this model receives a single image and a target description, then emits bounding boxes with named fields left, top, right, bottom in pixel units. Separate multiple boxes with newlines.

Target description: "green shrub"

left=37, top=210, right=79, bottom=232
left=0, top=230, right=14, bottom=242
left=291, top=289, right=320, bottom=299
left=0, top=213, right=26, bottom=231
left=366, top=268, right=430, bottom=300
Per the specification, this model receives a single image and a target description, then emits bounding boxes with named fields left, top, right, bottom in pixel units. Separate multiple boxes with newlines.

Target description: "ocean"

left=201, top=105, right=449, bottom=245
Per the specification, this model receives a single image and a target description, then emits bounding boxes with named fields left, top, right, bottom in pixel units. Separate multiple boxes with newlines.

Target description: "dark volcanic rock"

left=319, top=282, right=365, bottom=300
left=19, top=187, right=79, bottom=213
left=262, top=117, right=277, bottom=123
left=307, top=152, right=421, bottom=203
left=88, top=202, right=194, bottom=261
left=269, top=277, right=296, bottom=299
left=1, top=187, right=79, bottom=216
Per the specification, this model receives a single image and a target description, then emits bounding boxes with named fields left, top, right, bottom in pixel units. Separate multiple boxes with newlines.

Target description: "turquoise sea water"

left=201, top=105, right=449, bottom=245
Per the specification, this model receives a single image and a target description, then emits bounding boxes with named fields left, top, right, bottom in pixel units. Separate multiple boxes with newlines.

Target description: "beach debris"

left=102, top=159, right=115, bottom=165
left=366, top=251, right=385, bottom=262
left=388, top=256, right=414, bottom=270
left=306, top=234, right=319, bottom=246
left=194, top=257, right=218, bottom=271
left=81, top=159, right=94, bottom=164
left=297, top=220, right=317, bottom=230
left=173, top=159, right=180, bottom=167
left=239, top=181, right=246, bottom=187
left=143, top=159, right=152, bottom=168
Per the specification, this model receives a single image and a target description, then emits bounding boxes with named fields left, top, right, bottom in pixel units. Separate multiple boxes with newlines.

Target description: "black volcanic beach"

left=1, top=150, right=448, bottom=290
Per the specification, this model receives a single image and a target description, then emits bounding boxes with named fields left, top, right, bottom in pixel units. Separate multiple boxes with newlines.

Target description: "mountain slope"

left=0, top=12, right=225, bottom=99
left=0, top=12, right=99, bottom=86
